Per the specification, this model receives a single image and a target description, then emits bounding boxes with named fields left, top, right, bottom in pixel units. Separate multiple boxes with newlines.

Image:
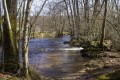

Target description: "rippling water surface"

left=28, top=35, right=88, bottom=77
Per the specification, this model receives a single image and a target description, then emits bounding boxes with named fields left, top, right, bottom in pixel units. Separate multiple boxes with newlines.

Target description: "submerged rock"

left=63, top=41, right=70, bottom=44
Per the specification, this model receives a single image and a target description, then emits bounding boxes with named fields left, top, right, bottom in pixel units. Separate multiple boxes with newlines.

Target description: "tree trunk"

left=99, top=0, right=108, bottom=48
left=0, top=0, right=3, bottom=62
left=2, top=0, right=19, bottom=73
left=83, top=0, right=89, bottom=40
left=75, top=0, right=80, bottom=39
left=69, top=0, right=75, bottom=38
left=72, top=0, right=77, bottom=39
left=22, top=0, right=33, bottom=79
left=64, top=0, right=72, bottom=37
left=0, top=0, right=1, bottom=45
left=92, top=0, right=100, bottom=27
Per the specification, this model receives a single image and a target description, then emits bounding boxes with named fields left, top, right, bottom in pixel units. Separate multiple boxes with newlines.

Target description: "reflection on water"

left=28, top=35, right=88, bottom=77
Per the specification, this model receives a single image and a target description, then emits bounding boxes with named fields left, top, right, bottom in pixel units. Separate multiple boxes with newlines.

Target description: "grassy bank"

left=30, top=32, right=69, bottom=38
left=30, top=32, right=56, bottom=38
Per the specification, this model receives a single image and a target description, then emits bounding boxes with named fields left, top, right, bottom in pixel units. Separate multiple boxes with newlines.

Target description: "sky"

left=31, top=0, right=53, bottom=16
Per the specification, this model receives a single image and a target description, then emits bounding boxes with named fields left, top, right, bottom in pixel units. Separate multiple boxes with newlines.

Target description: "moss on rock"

left=96, top=74, right=110, bottom=80
left=80, top=40, right=113, bottom=58
left=96, top=70, right=120, bottom=80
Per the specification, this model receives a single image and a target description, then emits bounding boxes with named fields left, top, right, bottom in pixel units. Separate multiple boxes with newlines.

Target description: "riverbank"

left=0, top=53, right=119, bottom=80
left=56, top=51, right=120, bottom=80
left=30, top=32, right=69, bottom=38
left=0, top=68, right=45, bottom=80
left=0, top=72, right=23, bottom=80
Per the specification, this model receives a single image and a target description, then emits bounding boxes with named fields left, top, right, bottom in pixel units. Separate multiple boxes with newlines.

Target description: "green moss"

left=96, top=70, right=120, bottom=80
left=96, top=75, right=110, bottom=80
left=0, top=16, right=3, bottom=23
left=108, top=70, right=120, bottom=80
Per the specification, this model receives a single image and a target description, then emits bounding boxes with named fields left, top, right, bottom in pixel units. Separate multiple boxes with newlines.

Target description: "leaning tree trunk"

left=22, top=0, right=33, bottom=79
left=2, top=0, right=19, bottom=73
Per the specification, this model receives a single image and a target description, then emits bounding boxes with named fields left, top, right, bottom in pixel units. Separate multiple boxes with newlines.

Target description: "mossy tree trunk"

left=2, top=0, right=19, bottom=73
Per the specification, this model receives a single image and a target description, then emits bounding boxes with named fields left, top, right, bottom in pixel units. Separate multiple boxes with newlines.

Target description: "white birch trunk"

left=22, top=0, right=33, bottom=79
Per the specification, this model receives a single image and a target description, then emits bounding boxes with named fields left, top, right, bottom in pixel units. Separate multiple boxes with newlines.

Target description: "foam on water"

left=59, top=47, right=84, bottom=50
left=39, top=47, right=84, bottom=51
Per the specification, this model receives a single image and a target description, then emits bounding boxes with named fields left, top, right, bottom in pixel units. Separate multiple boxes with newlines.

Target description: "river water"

left=28, top=35, right=88, bottom=77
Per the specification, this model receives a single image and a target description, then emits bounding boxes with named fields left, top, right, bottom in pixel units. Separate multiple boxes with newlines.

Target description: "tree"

left=64, top=0, right=72, bottom=36
left=22, top=0, right=33, bottom=79
left=92, top=0, right=100, bottom=27
left=99, top=0, right=108, bottom=48
left=64, top=0, right=80, bottom=40
left=2, top=0, right=19, bottom=73
left=0, top=1, right=2, bottom=46
left=83, top=0, right=89, bottom=40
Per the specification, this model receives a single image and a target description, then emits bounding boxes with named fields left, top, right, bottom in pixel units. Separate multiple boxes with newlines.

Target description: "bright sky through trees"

left=31, top=0, right=50, bottom=15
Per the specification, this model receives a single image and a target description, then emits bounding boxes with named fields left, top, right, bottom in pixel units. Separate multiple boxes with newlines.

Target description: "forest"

left=0, top=0, right=120, bottom=80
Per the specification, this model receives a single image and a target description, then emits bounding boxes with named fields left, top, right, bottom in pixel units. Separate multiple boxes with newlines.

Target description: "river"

left=28, top=35, right=88, bottom=78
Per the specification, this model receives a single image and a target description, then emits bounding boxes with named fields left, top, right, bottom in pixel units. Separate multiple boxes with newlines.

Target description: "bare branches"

left=31, top=0, right=48, bottom=26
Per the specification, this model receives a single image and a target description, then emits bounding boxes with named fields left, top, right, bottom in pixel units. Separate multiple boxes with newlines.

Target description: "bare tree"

left=22, top=0, right=33, bottom=79
left=99, top=0, right=108, bottom=48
